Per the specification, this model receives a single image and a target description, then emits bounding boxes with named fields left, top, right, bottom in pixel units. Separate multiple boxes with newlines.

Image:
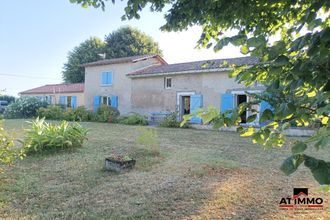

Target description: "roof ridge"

left=165, top=56, right=254, bottom=66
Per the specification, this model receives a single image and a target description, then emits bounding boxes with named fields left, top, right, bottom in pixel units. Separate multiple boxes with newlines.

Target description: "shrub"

left=0, top=121, right=23, bottom=169
left=96, top=104, right=120, bottom=123
left=159, top=112, right=191, bottom=128
left=21, top=118, right=88, bottom=154
left=135, top=127, right=160, bottom=156
left=37, top=105, right=96, bottom=122
left=4, top=97, right=48, bottom=119
left=117, top=113, right=148, bottom=125
left=37, top=105, right=64, bottom=120
left=0, top=95, right=15, bottom=104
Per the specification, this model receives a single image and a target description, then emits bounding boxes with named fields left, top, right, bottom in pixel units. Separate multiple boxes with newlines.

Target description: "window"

left=102, top=96, right=111, bottom=106
left=66, top=96, right=72, bottom=108
left=164, top=77, right=172, bottom=89
left=101, top=72, right=113, bottom=86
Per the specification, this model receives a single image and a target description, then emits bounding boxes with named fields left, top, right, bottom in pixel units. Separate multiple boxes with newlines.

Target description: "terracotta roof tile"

left=20, top=83, right=84, bottom=94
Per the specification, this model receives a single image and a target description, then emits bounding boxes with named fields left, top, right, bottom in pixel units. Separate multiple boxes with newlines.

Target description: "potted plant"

left=104, top=155, right=136, bottom=172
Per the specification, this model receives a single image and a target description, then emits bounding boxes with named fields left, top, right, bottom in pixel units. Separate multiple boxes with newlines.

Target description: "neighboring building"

left=19, top=83, right=84, bottom=108
left=83, top=54, right=269, bottom=125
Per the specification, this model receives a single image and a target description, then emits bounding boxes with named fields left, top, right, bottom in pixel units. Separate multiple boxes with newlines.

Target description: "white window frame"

left=101, top=96, right=111, bottom=106
left=232, top=90, right=261, bottom=125
left=165, top=77, right=172, bottom=89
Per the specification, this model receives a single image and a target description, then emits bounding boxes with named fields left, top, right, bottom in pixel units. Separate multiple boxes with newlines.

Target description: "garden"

left=0, top=118, right=329, bottom=219
left=0, top=97, right=329, bottom=219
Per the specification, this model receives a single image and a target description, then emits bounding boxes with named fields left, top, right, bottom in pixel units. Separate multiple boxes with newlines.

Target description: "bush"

left=37, top=105, right=64, bottom=120
left=21, top=118, right=88, bottom=154
left=159, top=112, right=191, bottom=128
left=4, top=97, right=48, bottom=119
left=117, top=113, right=148, bottom=125
left=37, top=105, right=97, bottom=122
left=0, top=95, right=15, bottom=104
left=0, top=121, right=23, bottom=168
left=96, top=104, right=120, bottom=123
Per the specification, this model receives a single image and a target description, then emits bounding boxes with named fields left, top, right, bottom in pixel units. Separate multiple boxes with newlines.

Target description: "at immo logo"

left=279, top=188, right=324, bottom=209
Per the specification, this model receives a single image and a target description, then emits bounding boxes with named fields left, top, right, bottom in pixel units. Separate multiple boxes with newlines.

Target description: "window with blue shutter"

left=101, top=72, right=113, bottom=86
left=93, top=96, right=101, bottom=112
left=190, top=94, right=203, bottom=124
left=59, top=96, right=66, bottom=106
left=111, top=95, right=118, bottom=108
left=220, top=93, right=234, bottom=113
left=259, top=100, right=273, bottom=126
left=71, top=96, right=77, bottom=109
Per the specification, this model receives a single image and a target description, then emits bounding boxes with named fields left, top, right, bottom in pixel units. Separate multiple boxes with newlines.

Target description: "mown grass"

left=0, top=119, right=329, bottom=219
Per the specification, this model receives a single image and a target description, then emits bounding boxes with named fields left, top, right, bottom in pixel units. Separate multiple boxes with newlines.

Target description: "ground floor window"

left=102, top=96, right=111, bottom=106
left=66, top=96, right=72, bottom=108
left=236, top=94, right=260, bottom=124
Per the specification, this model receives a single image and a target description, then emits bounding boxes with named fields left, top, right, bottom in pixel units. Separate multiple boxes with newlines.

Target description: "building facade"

left=19, top=83, right=84, bottom=108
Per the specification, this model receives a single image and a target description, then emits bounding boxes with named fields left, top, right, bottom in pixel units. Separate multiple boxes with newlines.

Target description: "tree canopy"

left=105, top=26, right=162, bottom=59
left=70, top=0, right=330, bottom=185
left=63, top=37, right=105, bottom=83
left=62, top=26, right=162, bottom=83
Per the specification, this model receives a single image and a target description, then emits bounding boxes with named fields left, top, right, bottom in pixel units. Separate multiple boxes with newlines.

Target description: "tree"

left=62, top=27, right=162, bottom=83
left=70, top=1, right=330, bottom=185
left=105, top=26, right=162, bottom=58
left=63, top=37, right=106, bottom=83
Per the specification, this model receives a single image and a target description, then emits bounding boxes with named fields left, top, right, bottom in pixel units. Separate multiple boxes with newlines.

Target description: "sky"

left=0, top=0, right=243, bottom=96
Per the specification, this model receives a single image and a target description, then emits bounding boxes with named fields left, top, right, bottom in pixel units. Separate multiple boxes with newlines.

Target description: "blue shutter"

left=111, top=95, right=118, bottom=108
left=71, top=96, right=77, bottom=109
left=59, top=96, right=66, bottom=106
left=93, top=96, right=101, bottom=112
left=259, top=100, right=273, bottom=126
left=49, top=96, right=52, bottom=104
left=220, top=93, right=234, bottom=112
left=190, top=94, right=203, bottom=124
left=107, top=72, right=113, bottom=85
left=101, top=72, right=107, bottom=85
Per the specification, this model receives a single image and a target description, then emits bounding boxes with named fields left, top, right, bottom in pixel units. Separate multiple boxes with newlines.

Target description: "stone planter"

left=104, top=157, right=136, bottom=172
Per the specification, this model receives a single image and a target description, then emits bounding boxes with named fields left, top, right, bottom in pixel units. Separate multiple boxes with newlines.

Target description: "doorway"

left=237, top=94, right=247, bottom=123
left=177, top=92, right=195, bottom=120
left=182, top=96, right=191, bottom=115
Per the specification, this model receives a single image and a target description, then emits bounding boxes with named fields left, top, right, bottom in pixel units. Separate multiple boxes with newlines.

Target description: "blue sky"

left=0, top=0, right=243, bottom=96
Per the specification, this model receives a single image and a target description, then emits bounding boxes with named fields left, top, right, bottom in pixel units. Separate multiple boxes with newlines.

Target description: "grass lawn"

left=0, top=119, right=329, bottom=219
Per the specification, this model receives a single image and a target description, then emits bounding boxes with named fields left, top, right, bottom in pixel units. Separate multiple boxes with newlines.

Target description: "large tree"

left=105, top=26, right=162, bottom=58
left=62, top=27, right=162, bottom=83
left=63, top=37, right=105, bottom=83
left=71, top=0, right=330, bottom=185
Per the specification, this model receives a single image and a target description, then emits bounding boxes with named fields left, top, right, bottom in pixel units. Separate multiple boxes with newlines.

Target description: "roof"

left=82, top=54, right=167, bottom=67
left=127, top=56, right=259, bottom=77
left=20, top=83, right=84, bottom=95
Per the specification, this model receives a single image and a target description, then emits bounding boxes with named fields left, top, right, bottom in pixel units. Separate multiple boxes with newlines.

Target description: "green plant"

left=159, top=112, right=191, bottom=128
left=0, top=95, right=15, bottom=104
left=0, top=120, right=24, bottom=171
left=21, top=118, right=88, bottom=154
left=37, top=105, right=64, bottom=120
left=96, top=104, right=120, bottom=123
left=4, top=97, right=48, bottom=119
left=117, top=113, right=148, bottom=125
left=135, top=127, right=160, bottom=157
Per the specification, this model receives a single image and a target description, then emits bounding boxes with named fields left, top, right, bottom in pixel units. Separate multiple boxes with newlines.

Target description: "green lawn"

left=0, top=119, right=329, bottom=219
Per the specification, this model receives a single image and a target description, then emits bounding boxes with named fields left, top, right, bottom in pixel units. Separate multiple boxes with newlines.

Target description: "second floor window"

left=165, top=77, right=172, bottom=89
left=101, top=71, right=113, bottom=86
